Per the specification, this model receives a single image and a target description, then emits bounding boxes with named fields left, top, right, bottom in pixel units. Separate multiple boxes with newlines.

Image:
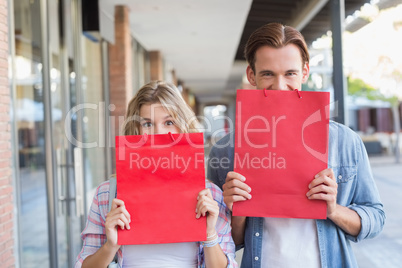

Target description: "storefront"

left=8, top=1, right=150, bottom=266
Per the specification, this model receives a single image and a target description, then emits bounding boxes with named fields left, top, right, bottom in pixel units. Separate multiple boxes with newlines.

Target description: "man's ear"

left=302, top=62, right=310, bottom=83
left=246, top=65, right=257, bottom=86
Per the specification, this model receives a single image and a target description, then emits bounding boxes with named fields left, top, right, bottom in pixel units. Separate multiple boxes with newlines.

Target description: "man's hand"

left=222, top=171, right=252, bottom=211
left=221, top=171, right=250, bottom=245
left=306, top=168, right=338, bottom=217
left=306, top=168, right=361, bottom=236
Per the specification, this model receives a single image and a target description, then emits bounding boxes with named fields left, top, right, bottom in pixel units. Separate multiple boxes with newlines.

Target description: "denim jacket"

left=207, top=121, right=385, bottom=268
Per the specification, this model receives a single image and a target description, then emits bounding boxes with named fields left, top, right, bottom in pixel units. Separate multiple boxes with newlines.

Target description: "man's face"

left=247, top=44, right=309, bottom=90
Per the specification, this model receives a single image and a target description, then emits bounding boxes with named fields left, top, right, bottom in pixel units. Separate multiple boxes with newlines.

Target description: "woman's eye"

left=165, top=120, right=175, bottom=126
left=142, top=122, right=152, bottom=128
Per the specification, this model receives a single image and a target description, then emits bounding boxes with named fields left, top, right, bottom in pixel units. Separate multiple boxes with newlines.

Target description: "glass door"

left=12, top=0, right=74, bottom=267
left=49, top=0, right=81, bottom=266
left=12, top=0, right=108, bottom=267
left=59, top=0, right=109, bottom=264
left=55, top=0, right=108, bottom=264
left=13, top=0, right=50, bottom=265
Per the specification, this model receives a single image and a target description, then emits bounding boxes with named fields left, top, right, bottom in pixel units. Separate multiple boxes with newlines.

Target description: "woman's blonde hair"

left=122, top=80, right=200, bottom=135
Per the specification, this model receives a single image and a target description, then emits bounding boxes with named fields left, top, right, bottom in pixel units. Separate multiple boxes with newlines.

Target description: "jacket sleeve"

left=207, top=145, right=223, bottom=189
left=206, top=133, right=234, bottom=190
left=346, top=136, right=386, bottom=242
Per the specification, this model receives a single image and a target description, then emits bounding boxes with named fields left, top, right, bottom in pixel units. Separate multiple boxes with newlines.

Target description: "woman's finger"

left=106, top=212, right=131, bottom=230
left=109, top=198, right=131, bottom=222
left=196, top=196, right=218, bottom=218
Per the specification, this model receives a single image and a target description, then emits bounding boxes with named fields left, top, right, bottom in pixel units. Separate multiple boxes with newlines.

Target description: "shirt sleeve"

left=206, top=181, right=239, bottom=267
left=346, top=136, right=386, bottom=242
left=74, top=181, right=122, bottom=267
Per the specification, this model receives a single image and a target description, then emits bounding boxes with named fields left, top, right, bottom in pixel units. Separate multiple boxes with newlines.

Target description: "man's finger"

left=225, top=171, right=246, bottom=183
left=223, top=179, right=251, bottom=193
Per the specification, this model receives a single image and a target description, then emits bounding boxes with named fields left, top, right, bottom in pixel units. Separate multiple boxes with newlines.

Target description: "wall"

left=0, top=0, right=14, bottom=266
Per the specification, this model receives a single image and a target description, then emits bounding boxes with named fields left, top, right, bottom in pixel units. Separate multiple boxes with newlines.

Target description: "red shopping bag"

left=115, top=132, right=206, bottom=245
left=233, top=89, right=329, bottom=219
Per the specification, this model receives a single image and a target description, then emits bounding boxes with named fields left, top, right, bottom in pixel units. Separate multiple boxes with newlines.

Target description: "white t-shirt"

left=261, top=218, right=321, bottom=268
left=122, top=242, right=198, bottom=268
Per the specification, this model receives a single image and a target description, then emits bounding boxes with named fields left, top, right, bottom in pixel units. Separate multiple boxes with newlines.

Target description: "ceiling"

left=102, top=0, right=252, bottom=102
left=235, top=0, right=372, bottom=61
left=102, top=0, right=382, bottom=103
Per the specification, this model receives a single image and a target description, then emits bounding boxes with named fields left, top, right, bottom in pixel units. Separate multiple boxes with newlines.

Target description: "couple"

left=75, top=22, right=385, bottom=268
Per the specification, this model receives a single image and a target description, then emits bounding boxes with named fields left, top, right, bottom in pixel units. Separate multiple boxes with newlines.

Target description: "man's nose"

left=271, top=76, right=287, bottom=91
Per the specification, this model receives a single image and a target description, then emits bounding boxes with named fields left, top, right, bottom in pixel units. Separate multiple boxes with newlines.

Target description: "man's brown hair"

left=244, top=22, right=310, bottom=72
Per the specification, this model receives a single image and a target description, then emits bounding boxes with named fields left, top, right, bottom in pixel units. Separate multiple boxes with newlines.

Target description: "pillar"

left=149, top=50, right=163, bottom=81
left=109, top=6, right=133, bottom=137
left=331, top=0, right=348, bottom=126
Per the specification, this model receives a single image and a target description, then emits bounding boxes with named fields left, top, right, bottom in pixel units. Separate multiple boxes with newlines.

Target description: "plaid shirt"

left=75, top=180, right=238, bottom=267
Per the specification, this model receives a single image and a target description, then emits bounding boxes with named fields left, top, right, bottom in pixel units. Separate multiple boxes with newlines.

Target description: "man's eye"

left=142, top=122, right=152, bottom=127
left=262, top=73, right=273, bottom=76
left=286, top=72, right=297, bottom=76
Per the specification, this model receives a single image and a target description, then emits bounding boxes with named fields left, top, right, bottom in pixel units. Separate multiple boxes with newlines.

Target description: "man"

left=207, top=22, right=385, bottom=267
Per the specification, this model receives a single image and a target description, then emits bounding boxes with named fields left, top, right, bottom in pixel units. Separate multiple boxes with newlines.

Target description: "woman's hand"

left=82, top=198, right=130, bottom=267
left=196, top=189, right=219, bottom=235
left=105, top=198, right=131, bottom=249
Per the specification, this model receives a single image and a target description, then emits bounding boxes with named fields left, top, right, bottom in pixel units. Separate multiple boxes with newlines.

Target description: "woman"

left=75, top=81, right=237, bottom=267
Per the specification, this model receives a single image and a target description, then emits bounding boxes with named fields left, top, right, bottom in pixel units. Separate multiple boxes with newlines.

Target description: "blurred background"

left=1, top=0, right=401, bottom=267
